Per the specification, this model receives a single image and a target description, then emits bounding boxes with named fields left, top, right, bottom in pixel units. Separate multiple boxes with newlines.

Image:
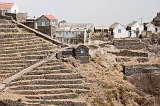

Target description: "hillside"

left=0, top=18, right=159, bottom=106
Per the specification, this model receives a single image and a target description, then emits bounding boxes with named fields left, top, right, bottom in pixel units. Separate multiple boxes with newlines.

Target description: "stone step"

left=37, top=65, right=65, bottom=70
left=10, top=84, right=89, bottom=91
left=0, top=41, right=48, bottom=48
left=25, top=69, right=75, bottom=75
left=0, top=33, right=36, bottom=38
left=0, top=28, right=19, bottom=33
left=26, top=99, right=87, bottom=106
left=0, top=55, right=45, bottom=61
left=0, top=19, right=11, bottom=23
left=123, top=64, right=160, bottom=76
left=41, top=62, right=63, bottom=66
left=25, top=93, right=78, bottom=100
left=0, top=40, right=45, bottom=46
left=116, top=44, right=146, bottom=50
left=0, top=66, right=23, bottom=70
left=0, top=73, right=13, bottom=78
left=14, top=74, right=83, bottom=81
left=13, top=89, right=74, bottom=95
left=0, top=53, right=18, bottom=57
left=0, top=24, right=17, bottom=28
left=0, top=59, right=38, bottom=65
left=0, top=48, right=55, bottom=54
left=24, top=103, right=41, bottom=106
left=0, top=35, right=38, bottom=41
left=21, top=50, right=55, bottom=56
left=0, top=70, right=20, bottom=74
left=0, top=63, right=29, bottom=67
left=10, top=79, right=84, bottom=86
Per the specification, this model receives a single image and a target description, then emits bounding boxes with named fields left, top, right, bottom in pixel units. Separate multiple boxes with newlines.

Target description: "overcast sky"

left=3, top=0, right=160, bottom=26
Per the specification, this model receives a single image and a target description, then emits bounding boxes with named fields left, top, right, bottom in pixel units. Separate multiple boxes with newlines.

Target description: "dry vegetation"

left=64, top=54, right=156, bottom=106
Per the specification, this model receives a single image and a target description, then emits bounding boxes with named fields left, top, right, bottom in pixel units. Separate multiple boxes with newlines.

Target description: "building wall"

left=37, top=15, right=58, bottom=27
left=113, top=24, right=128, bottom=38
left=11, top=3, right=19, bottom=14
left=6, top=13, right=27, bottom=22
left=130, top=22, right=143, bottom=37
left=37, top=15, right=50, bottom=26
left=147, top=23, right=160, bottom=34
left=38, top=26, right=56, bottom=38
left=56, top=31, right=85, bottom=38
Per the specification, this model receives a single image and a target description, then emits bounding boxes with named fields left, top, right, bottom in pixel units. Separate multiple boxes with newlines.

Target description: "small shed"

left=56, top=45, right=90, bottom=63
left=73, top=45, right=90, bottom=63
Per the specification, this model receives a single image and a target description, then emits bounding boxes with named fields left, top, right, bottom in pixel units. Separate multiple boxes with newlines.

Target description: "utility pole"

left=141, top=18, right=143, bottom=25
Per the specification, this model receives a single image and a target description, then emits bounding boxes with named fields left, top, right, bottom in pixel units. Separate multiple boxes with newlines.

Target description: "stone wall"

left=123, top=64, right=160, bottom=76
left=25, top=21, right=35, bottom=29
left=38, top=26, right=56, bottom=38
left=108, top=50, right=148, bottom=57
left=113, top=39, right=146, bottom=50
left=56, top=37, right=84, bottom=44
left=5, top=13, right=27, bottom=23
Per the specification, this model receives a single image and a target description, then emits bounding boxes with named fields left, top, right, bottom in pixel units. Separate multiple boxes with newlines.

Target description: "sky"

left=3, top=0, right=160, bottom=26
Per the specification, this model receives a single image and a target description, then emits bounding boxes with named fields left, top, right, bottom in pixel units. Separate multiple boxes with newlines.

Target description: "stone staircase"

left=110, top=39, right=149, bottom=63
left=0, top=19, right=59, bottom=81
left=9, top=60, right=89, bottom=106
left=0, top=19, right=28, bottom=34
left=0, top=18, right=89, bottom=105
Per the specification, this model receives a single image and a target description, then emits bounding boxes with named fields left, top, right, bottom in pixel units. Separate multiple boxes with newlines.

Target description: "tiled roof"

left=0, top=2, right=14, bottom=9
left=44, top=15, right=56, bottom=20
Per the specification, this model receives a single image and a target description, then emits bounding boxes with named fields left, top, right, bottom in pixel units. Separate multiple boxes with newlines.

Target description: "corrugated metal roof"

left=94, top=26, right=109, bottom=30
left=0, top=2, right=14, bottom=9
left=56, top=27, right=86, bottom=32
left=110, top=22, right=119, bottom=29
left=127, top=21, right=137, bottom=27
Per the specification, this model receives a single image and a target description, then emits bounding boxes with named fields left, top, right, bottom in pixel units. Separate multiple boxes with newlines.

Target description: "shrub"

left=123, top=75, right=127, bottom=80
left=91, top=58, right=95, bottom=62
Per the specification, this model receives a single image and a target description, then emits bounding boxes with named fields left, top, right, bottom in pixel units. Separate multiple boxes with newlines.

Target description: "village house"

left=56, top=27, right=87, bottom=44
left=59, top=23, right=94, bottom=31
left=126, top=21, right=143, bottom=38
left=109, top=22, right=127, bottom=38
left=35, top=14, right=58, bottom=37
left=0, top=2, right=19, bottom=15
left=25, top=17, right=38, bottom=29
left=94, top=26, right=109, bottom=33
left=144, top=22, right=160, bottom=34
left=144, top=12, right=160, bottom=34
left=56, top=22, right=94, bottom=44
left=37, top=14, right=58, bottom=27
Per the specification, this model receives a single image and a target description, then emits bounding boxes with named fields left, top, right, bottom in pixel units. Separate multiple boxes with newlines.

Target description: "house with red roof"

left=0, top=2, right=19, bottom=14
left=37, top=14, right=58, bottom=27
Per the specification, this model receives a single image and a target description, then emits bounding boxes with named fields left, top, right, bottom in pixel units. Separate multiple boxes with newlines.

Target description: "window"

left=118, top=29, right=121, bottom=33
left=80, top=49, right=84, bottom=54
left=35, top=22, right=38, bottom=29
left=155, top=28, right=158, bottom=32
left=42, top=22, right=45, bottom=26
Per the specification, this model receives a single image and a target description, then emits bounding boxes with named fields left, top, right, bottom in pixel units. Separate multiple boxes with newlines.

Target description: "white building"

left=109, top=22, right=128, bottom=38
left=0, top=2, right=19, bottom=14
left=126, top=21, right=143, bottom=37
left=145, top=22, right=160, bottom=34
left=56, top=27, right=87, bottom=44
left=59, top=23, right=94, bottom=32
